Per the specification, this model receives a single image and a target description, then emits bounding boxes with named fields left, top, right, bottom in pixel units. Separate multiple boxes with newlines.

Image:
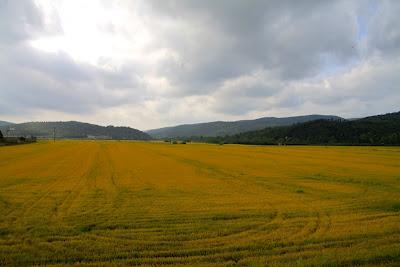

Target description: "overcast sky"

left=0, top=0, right=399, bottom=130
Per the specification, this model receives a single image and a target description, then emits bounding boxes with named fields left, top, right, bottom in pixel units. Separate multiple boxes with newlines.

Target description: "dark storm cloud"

left=147, top=0, right=358, bottom=95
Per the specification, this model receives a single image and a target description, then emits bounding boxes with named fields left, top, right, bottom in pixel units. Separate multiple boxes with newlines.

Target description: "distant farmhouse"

left=87, top=135, right=111, bottom=140
left=0, top=129, right=37, bottom=145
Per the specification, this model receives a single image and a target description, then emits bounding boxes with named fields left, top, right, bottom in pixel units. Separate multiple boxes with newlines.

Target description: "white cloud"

left=0, top=0, right=399, bottom=130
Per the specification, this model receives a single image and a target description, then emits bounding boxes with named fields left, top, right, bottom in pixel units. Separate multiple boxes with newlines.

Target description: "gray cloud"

left=0, top=44, right=146, bottom=116
left=0, top=0, right=43, bottom=43
left=0, top=1, right=146, bottom=117
left=367, top=0, right=400, bottom=56
left=0, top=0, right=399, bottom=129
left=147, top=0, right=358, bottom=92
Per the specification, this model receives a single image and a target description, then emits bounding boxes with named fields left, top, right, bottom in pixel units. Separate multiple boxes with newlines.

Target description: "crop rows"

left=0, top=141, right=399, bottom=266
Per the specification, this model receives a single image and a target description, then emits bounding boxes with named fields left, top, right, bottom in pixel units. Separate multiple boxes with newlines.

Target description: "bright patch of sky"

left=1, top=0, right=399, bottom=129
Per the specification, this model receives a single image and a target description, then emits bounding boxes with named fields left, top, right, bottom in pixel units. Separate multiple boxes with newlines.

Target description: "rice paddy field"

left=0, top=141, right=399, bottom=266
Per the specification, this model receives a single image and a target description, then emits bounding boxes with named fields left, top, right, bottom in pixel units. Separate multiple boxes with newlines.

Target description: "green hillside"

left=206, top=111, right=400, bottom=145
left=0, top=121, right=14, bottom=127
left=0, top=121, right=151, bottom=140
left=147, top=115, right=342, bottom=139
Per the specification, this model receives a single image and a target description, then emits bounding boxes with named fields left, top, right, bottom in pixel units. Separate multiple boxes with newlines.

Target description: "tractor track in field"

left=1, top=142, right=400, bottom=266
left=51, top=164, right=95, bottom=220
left=49, top=145, right=100, bottom=221
left=129, top=146, right=331, bottom=248
left=5, top=174, right=67, bottom=224
left=3, top=152, right=77, bottom=223
left=35, top=231, right=397, bottom=267
left=88, top=210, right=280, bottom=245
left=3, top=144, right=95, bottom=223
left=38, top=145, right=96, bottom=222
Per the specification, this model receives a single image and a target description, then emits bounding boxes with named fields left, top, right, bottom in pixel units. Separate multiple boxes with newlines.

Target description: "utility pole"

left=53, top=127, right=56, bottom=142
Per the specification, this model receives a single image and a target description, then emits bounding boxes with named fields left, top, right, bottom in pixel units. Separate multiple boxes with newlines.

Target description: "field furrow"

left=0, top=141, right=399, bottom=266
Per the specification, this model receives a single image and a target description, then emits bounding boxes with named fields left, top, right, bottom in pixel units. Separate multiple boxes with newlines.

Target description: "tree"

left=0, top=130, right=3, bottom=139
left=204, top=111, right=400, bottom=146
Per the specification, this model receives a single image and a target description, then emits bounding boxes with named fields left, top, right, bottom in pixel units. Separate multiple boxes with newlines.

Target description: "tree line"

left=191, top=111, right=400, bottom=146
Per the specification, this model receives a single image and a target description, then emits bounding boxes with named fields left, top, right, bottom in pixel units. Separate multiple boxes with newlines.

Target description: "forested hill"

left=147, top=115, right=341, bottom=138
left=0, top=121, right=14, bottom=127
left=0, top=121, right=151, bottom=140
left=205, top=111, right=400, bottom=145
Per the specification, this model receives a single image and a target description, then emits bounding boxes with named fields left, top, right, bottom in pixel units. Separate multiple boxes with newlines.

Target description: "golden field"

left=0, top=141, right=399, bottom=266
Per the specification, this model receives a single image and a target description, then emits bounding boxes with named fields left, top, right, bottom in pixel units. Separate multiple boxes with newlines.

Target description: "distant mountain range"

left=204, top=111, right=400, bottom=145
left=146, top=115, right=342, bottom=139
left=1, top=111, right=399, bottom=145
left=0, top=121, right=151, bottom=140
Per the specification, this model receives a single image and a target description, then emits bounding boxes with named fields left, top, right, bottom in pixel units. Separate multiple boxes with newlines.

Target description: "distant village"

left=0, top=129, right=37, bottom=145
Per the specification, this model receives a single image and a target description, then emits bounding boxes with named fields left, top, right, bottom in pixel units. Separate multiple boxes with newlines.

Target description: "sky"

left=0, top=0, right=399, bottom=130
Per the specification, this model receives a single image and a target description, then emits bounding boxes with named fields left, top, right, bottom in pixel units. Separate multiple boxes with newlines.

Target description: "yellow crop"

left=0, top=141, right=399, bottom=266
